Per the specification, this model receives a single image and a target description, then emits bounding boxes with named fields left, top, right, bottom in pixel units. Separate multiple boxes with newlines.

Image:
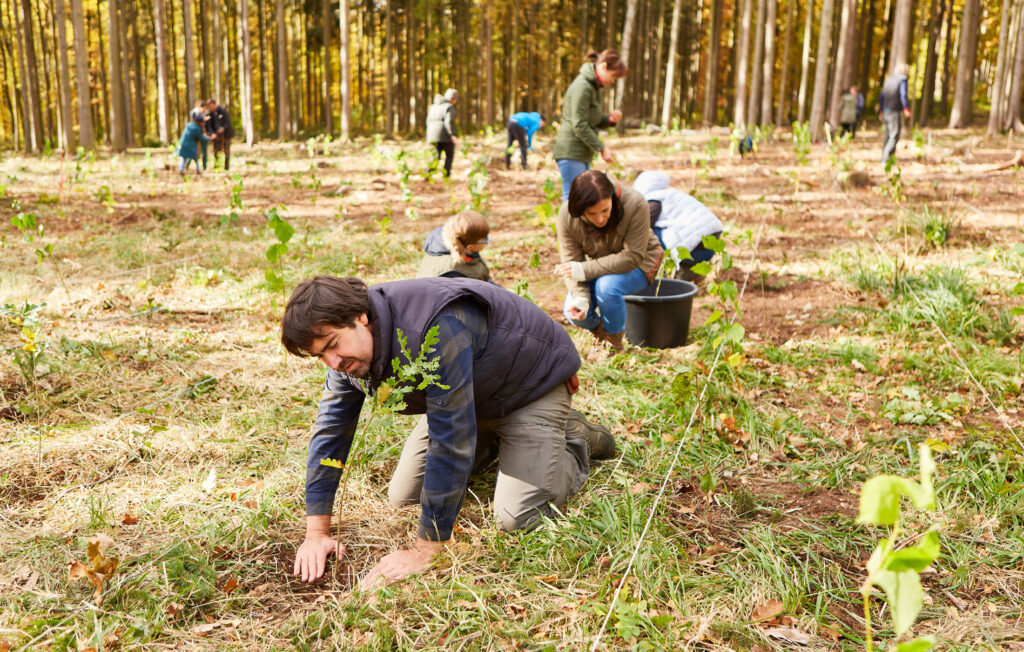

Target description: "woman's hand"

left=554, top=262, right=575, bottom=279
left=608, top=110, right=622, bottom=125
left=600, top=147, right=616, bottom=164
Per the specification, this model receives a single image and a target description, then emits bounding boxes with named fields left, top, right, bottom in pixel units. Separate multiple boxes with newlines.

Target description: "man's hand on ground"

left=294, top=516, right=343, bottom=583
left=360, top=537, right=445, bottom=590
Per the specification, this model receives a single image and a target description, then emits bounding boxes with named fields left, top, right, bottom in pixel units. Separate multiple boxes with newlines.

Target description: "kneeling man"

left=281, top=275, right=615, bottom=587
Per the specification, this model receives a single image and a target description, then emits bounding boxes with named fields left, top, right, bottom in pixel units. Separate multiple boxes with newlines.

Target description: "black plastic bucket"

left=623, top=278, right=699, bottom=348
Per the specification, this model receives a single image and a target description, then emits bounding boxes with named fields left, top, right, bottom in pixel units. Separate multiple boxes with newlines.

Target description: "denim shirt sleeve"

left=417, top=309, right=483, bottom=541
left=305, top=369, right=365, bottom=516
left=899, top=79, right=909, bottom=110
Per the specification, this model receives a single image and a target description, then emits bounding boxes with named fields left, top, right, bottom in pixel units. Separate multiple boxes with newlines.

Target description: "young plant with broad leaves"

left=857, top=442, right=940, bottom=651
left=319, top=326, right=448, bottom=578
left=10, top=212, right=70, bottom=300
left=0, top=302, right=49, bottom=392
left=263, top=206, right=295, bottom=301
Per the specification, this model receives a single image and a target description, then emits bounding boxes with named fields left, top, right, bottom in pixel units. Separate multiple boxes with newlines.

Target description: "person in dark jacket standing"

left=205, top=99, right=235, bottom=171
left=177, top=114, right=216, bottom=177
left=426, top=89, right=458, bottom=177
left=879, top=65, right=911, bottom=163
left=505, top=112, right=545, bottom=170
left=282, top=276, right=615, bottom=587
left=553, top=49, right=628, bottom=201
left=838, top=85, right=861, bottom=138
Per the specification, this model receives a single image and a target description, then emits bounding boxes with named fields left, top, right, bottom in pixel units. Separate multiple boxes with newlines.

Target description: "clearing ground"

left=1, top=126, right=1022, bottom=650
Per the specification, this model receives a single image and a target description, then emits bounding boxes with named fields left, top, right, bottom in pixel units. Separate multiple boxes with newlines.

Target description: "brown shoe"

left=604, top=330, right=625, bottom=351
left=565, top=409, right=617, bottom=460
left=590, top=325, right=625, bottom=351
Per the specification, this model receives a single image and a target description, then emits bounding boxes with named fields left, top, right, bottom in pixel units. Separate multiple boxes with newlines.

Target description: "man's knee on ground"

left=495, top=504, right=549, bottom=533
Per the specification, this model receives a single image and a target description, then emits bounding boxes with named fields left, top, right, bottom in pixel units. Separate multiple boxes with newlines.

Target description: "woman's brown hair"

left=567, top=170, right=624, bottom=232
left=584, top=49, right=628, bottom=78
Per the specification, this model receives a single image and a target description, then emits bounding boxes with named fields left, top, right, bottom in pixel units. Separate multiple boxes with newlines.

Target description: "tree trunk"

left=987, top=0, right=1014, bottom=135
left=275, top=0, right=289, bottom=137
left=69, top=0, right=93, bottom=149
left=322, top=0, right=332, bottom=134
left=128, top=1, right=144, bottom=144
left=241, top=0, right=255, bottom=144
left=776, top=0, right=795, bottom=125
left=19, top=0, right=43, bottom=150
left=941, top=0, right=954, bottom=113
left=828, top=0, right=857, bottom=126
left=615, top=0, right=639, bottom=113
left=184, top=0, right=198, bottom=108
left=35, top=0, right=55, bottom=144
left=918, top=0, right=942, bottom=125
left=1, top=36, right=21, bottom=150
left=12, top=0, right=31, bottom=150
left=106, top=0, right=125, bottom=150
left=809, top=0, right=836, bottom=139
left=797, top=0, right=813, bottom=122
left=153, top=0, right=170, bottom=143
left=213, top=4, right=223, bottom=103
left=258, top=0, right=269, bottom=134
left=949, top=0, right=980, bottom=127
left=747, top=0, right=766, bottom=125
left=1007, top=0, right=1024, bottom=131
left=889, top=0, right=913, bottom=72
left=55, top=0, right=74, bottom=150
left=200, top=0, right=211, bottom=102
left=384, top=0, right=393, bottom=136
left=661, top=0, right=684, bottom=126
left=485, top=6, right=494, bottom=126
left=703, top=0, right=723, bottom=124
left=339, top=0, right=350, bottom=138
left=859, top=0, right=875, bottom=90
left=734, top=0, right=753, bottom=126
left=761, top=0, right=777, bottom=125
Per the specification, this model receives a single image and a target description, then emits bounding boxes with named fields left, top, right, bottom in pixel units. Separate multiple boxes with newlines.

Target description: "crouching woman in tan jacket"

left=554, top=170, right=663, bottom=350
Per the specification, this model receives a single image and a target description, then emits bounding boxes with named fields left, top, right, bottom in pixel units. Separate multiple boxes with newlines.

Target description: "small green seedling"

left=0, top=302, right=49, bottom=391
left=857, top=442, right=940, bottom=651
left=263, top=206, right=294, bottom=299
left=792, top=121, right=811, bottom=165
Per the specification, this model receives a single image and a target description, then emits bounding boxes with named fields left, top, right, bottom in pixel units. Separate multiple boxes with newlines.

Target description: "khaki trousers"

left=388, top=384, right=590, bottom=532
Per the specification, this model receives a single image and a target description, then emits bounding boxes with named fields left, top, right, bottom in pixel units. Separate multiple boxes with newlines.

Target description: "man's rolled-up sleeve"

left=305, top=370, right=365, bottom=516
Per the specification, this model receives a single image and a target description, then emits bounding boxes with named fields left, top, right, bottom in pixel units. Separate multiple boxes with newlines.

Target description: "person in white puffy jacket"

left=631, top=171, right=724, bottom=281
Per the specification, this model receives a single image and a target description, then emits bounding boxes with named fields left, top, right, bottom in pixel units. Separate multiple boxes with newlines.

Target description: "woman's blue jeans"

left=563, top=268, right=650, bottom=334
left=556, top=159, right=591, bottom=201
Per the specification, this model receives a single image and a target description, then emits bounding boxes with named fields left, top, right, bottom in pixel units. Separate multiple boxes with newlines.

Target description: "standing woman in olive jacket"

left=555, top=170, right=663, bottom=351
left=553, top=49, right=628, bottom=201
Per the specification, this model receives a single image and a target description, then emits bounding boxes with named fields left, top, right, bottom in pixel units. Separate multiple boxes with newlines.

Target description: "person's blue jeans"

left=563, top=268, right=650, bottom=334
left=556, top=159, right=591, bottom=201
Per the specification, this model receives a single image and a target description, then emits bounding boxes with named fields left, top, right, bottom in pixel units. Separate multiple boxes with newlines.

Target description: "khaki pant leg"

left=485, top=384, right=590, bottom=532
left=388, top=415, right=499, bottom=509
left=388, top=415, right=431, bottom=507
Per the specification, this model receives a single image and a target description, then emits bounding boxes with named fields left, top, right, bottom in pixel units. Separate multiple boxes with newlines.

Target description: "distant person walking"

left=205, top=99, right=234, bottom=171
left=189, top=100, right=209, bottom=169
left=838, top=85, right=863, bottom=138
left=505, top=112, right=545, bottom=170
left=177, top=114, right=216, bottom=177
left=553, top=49, right=628, bottom=201
left=879, top=65, right=911, bottom=162
left=426, top=89, right=459, bottom=178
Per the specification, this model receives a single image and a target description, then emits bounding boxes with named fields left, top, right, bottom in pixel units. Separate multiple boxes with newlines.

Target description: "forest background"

left=1, top=0, right=1024, bottom=152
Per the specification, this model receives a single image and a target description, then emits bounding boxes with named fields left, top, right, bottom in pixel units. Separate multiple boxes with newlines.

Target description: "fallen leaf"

left=166, top=602, right=184, bottom=620
left=533, top=574, right=559, bottom=583
left=68, top=535, right=120, bottom=604
left=201, top=468, right=217, bottom=493
left=850, top=358, right=867, bottom=372
left=121, top=514, right=139, bottom=525
left=100, top=349, right=117, bottom=362
left=630, top=482, right=653, bottom=495
left=0, top=639, right=12, bottom=651
left=765, top=626, right=811, bottom=644
left=221, top=577, right=239, bottom=594
left=752, top=598, right=785, bottom=622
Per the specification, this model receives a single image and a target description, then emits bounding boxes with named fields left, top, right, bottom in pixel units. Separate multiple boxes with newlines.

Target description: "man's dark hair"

left=567, top=169, right=623, bottom=231
left=281, top=276, right=369, bottom=357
